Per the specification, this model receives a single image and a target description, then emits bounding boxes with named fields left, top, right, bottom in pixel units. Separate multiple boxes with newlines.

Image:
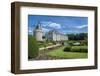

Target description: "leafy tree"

left=28, top=35, right=39, bottom=59
left=67, top=33, right=88, bottom=40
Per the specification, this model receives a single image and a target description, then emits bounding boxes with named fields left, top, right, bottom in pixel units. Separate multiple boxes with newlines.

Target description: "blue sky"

left=28, top=15, right=88, bottom=35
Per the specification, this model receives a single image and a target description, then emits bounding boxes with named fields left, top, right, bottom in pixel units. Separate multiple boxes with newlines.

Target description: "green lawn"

left=47, top=46, right=88, bottom=59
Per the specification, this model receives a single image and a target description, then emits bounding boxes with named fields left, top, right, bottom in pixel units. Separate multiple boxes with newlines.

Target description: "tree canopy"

left=67, top=33, right=87, bottom=40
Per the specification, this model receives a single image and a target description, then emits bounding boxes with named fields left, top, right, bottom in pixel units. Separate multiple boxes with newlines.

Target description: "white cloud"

left=62, top=24, right=88, bottom=30
left=42, top=28, right=49, bottom=32
left=76, top=25, right=88, bottom=29
left=29, top=30, right=32, bottom=33
left=49, top=23, right=61, bottom=29
left=41, top=21, right=61, bottom=29
left=62, top=30, right=79, bottom=34
left=28, top=27, right=33, bottom=35
left=41, top=21, right=51, bottom=27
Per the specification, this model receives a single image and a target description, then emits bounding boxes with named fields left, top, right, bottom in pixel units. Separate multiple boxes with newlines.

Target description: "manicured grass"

left=47, top=46, right=88, bottom=59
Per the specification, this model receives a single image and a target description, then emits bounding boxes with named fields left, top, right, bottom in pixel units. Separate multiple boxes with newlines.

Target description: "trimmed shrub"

left=68, top=41, right=73, bottom=46
left=73, top=42, right=80, bottom=46
left=28, top=35, right=39, bottom=59
left=80, top=40, right=88, bottom=46
left=80, top=46, right=87, bottom=52
left=52, top=41, right=56, bottom=45
left=71, top=46, right=88, bottom=53
left=63, top=46, right=71, bottom=52
left=71, top=46, right=80, bottom=52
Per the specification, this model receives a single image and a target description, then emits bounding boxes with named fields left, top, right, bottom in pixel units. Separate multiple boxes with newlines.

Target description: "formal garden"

left=28, top=33, right=88, bottom=60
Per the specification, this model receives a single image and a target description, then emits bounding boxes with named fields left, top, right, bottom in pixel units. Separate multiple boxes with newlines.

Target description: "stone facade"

left=47, top=30, right=68, bottom=41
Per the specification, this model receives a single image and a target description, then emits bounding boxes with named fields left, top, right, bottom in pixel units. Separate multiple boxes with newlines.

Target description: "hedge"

left=28, top=35, right=39, bottom=59
left=63, top=46, right=71, bottom=52
left=71, top=46, right=88, bottom=53
left=63, top=46, right=88, bottom=53
left=80, top=40, right=88, bottom=46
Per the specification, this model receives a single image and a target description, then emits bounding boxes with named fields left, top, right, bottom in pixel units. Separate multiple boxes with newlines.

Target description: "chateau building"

left=46, top=30, right=68, bottom=41
left=34, top=23, right=68, bottom=41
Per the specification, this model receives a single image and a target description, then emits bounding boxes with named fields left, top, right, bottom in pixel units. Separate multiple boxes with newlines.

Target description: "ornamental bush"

left=71, top=46, right=88, bottom=53
left=80, top=46, right=87, bottom=52
left=80, top=40, right=88, bottom=46
left=63, top=46, right=71, bottom=52
left=28, top=35, right=39, bottom=59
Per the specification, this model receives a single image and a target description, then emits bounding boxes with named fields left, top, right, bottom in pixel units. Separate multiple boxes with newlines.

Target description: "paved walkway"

left=39, top=44, right=61, bottom=51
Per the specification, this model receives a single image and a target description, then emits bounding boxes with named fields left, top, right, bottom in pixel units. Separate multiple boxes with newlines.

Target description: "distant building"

left=46, top=30, right=68, bottom=41
left=33, top=23, right=68, bottom=42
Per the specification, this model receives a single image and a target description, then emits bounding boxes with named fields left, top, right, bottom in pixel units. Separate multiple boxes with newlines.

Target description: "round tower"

left=34, top=22, right=43, bottom=41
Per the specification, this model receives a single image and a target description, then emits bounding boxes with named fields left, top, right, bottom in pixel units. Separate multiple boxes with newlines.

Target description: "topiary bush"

left=68, top=41, right=73, bottom=46
left=80, top=40, right=88, bottom=46
left=71, top=46, right=88, bottom=53
left=80, top=46, right=87, bottom=53
left=71, top=46, right=80, bottom=52
left=51, top=41, right=56, bottom=45
left=63, top=46, right=71, bottom=52
left=28, top=35, right=39, bottom=59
